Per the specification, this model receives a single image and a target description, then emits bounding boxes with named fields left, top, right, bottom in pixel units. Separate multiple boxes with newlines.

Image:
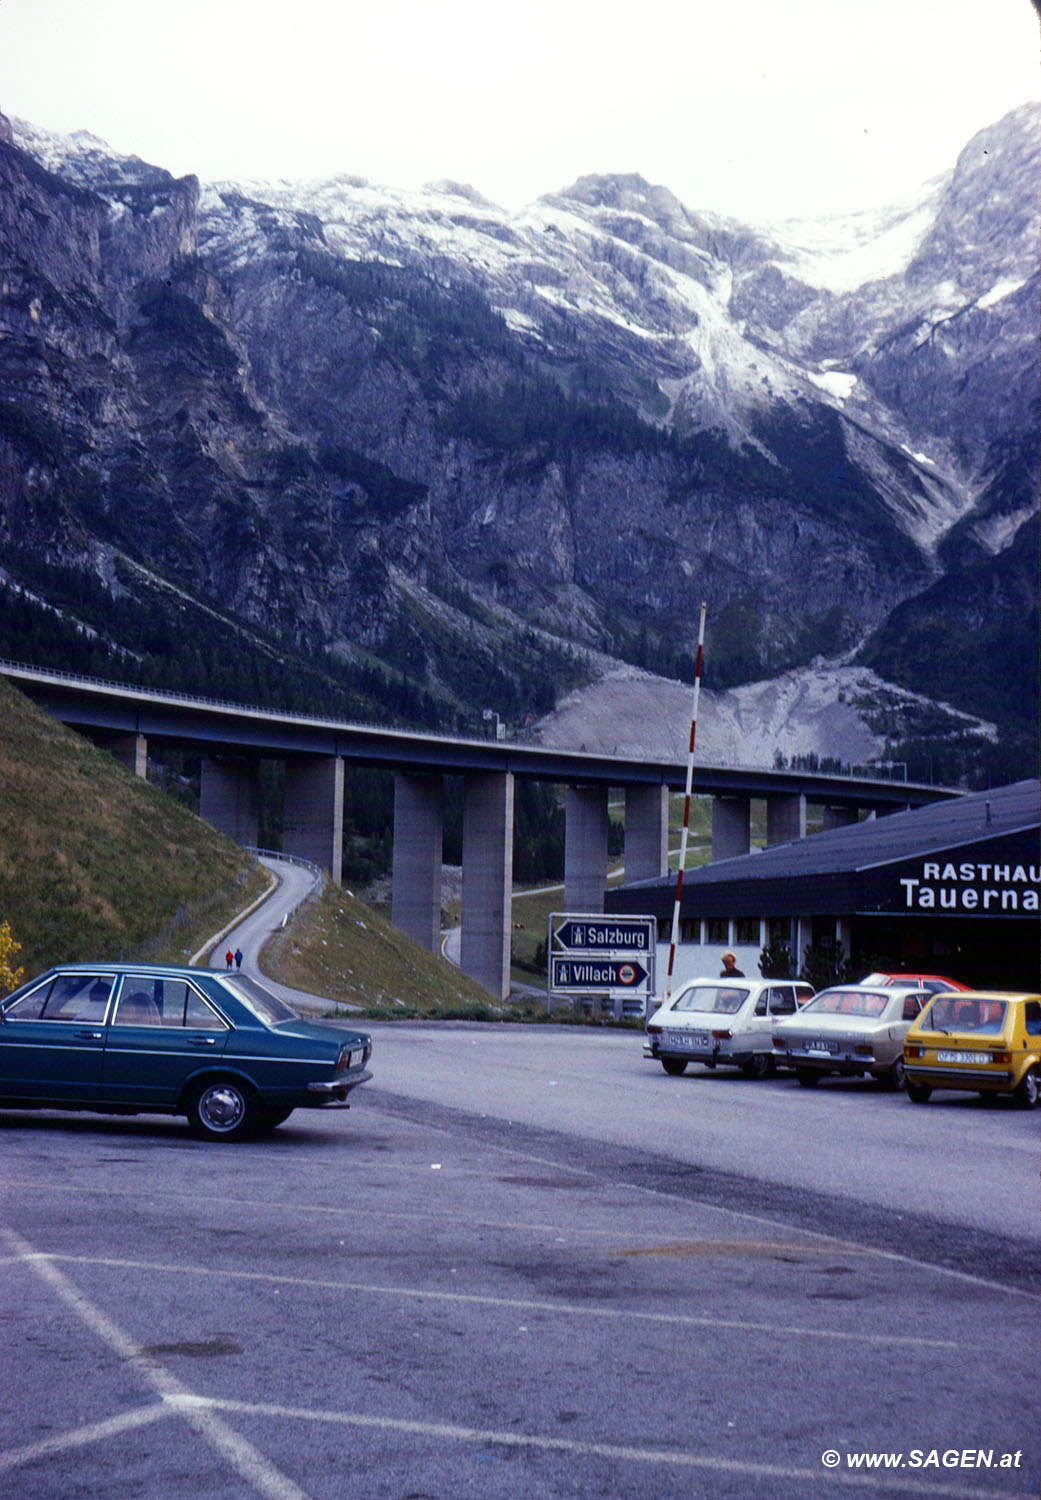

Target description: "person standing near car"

left=720, top=951, right=745, bottom=978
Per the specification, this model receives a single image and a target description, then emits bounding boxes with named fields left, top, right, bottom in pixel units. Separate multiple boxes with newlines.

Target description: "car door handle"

left=187, top=1036, right=217, bottom=1046
left=76, top=1029, right=104, bottom=1040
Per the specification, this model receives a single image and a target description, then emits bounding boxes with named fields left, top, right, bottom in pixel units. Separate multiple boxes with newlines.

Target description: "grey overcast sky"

left=1, top=0, right=1038, bottom=221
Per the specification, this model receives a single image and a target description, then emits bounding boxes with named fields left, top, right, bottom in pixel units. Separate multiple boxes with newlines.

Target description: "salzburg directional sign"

left=552, top=918, right=654, bottom=953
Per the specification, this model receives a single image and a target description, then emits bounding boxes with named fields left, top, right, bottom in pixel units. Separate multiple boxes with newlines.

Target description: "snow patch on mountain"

left=768, top=186, right=945, bottom=293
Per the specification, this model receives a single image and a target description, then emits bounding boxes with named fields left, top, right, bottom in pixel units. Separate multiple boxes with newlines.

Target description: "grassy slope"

left=260, top=884, right=525, bottom=1020
left=0, top=678, right=267, bottom=979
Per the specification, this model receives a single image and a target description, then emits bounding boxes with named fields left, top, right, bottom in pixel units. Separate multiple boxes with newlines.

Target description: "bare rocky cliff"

left=0, top=105, right=1036, bottom=771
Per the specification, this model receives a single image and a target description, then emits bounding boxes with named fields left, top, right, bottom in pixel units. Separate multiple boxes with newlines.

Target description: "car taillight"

left=336, top=1046, right=351, bottom=1072
left=712, top=1029, right=732, bottom=1040
left=992, top=1051, right=1011, bottom=1065
left=772, top=1036, right=785, bottom=1048
left=647, top=1024, right=662, bottom=1035
left=855, top=1044, right=873, bottom=1056
left=905, top=1045, right=923, bottom=1059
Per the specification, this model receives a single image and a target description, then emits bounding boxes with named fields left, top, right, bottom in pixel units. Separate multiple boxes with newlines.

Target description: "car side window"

left=769, top=987, right=797, bottom=1016
left=7, top=974, right=113, bottom=1021
left=184, top=988, right=227, bottom=1031
left=4, top=980, right=52, bottom=1020
left=1024, top=1002, right=1041, bottom=1037
left=754, top=995, right=768, bottom=1016
left=112, top=977, right=227, bottom=1030
left=902, top=995, right=924, bottom=1020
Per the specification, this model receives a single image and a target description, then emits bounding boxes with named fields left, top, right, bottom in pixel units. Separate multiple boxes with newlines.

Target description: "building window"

left=735, top=917, right=760, bottom=945
left=706, top=917, right=729, bottom=945
left=680, top=919, right=701, bottom=943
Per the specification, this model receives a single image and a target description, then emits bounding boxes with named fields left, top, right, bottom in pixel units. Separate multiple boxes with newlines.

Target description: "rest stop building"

left=605, top=779, right=1040, bottom=991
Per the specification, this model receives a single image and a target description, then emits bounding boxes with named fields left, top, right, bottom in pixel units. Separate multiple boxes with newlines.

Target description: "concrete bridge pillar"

left=711, top=796, right=750, bottom=860
left=200, top=756, right=259, bottom=847
left=821, top=805, right=858, bottom=831
left=766, top=793, right=807, bottom=846
left=564, top=785, right=609, bottom=912
left=283, top=755, right=344, bottom=882
left=624, top=785, right=669, bottom=884
left=392, top=773, right=444, bottom=952
left=461, top=771, right=514, bottom=999
left=96, top=732, right=148, bottom=778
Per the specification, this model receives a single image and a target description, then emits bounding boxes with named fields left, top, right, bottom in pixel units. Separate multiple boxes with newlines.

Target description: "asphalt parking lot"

left=1, top=1025, right=1038, bottom=1500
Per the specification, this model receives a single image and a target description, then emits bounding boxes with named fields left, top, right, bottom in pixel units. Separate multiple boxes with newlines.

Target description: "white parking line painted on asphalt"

left=0, top=1404, right=172, bottom=1475
left=1, top=1227, right=315, bottom=1500
left=38, top=1252, right=968, bottom=1350
left=173, top=1395, right=1014, bottom=1500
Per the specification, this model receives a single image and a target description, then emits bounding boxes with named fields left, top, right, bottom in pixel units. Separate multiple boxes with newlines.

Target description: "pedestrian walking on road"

left=234, top=948, right=243, bottom=969
left=225, top=949, right=234, bottom=969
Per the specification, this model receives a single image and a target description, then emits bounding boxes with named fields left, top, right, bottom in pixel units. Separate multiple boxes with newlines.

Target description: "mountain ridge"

left=0, top=103, right=1036, bottom=783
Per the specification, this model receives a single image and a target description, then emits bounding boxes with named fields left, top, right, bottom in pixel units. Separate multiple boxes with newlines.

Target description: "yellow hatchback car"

left=903, top=991, right=1041, bottom=1108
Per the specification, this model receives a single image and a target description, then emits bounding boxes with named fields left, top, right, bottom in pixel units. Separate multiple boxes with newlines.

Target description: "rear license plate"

left=937, top=1050, right=992, bottom=1064
left=807, top=1041, right=837, bottom=1054
left=666, top=1031, right=710, bottom=1050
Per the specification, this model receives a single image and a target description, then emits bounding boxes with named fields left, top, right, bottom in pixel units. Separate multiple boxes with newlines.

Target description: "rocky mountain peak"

left=0, top=102, right=1036, bottom=780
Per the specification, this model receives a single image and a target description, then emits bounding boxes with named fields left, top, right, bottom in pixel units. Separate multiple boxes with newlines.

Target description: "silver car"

left=644, top=978, right=814, bottom=1078
left=771, top=984, right=929, bottom=1090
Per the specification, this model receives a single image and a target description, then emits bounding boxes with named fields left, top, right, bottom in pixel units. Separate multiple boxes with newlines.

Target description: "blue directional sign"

left=552, top=918, right=654, bottom=952
left=551, top=956, right=649, bottom=992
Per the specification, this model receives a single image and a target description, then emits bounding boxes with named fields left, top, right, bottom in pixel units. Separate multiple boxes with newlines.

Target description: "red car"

left=860, top=971, right=969, bottom=995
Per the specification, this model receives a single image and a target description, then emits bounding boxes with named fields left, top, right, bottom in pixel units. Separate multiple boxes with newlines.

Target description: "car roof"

left=681, top=976, right=758, bottom=987
left=862, top=972, right=960, bottom=983
left=35, top=962, right=204, bottom=978
left=818, top=984, right=923, bottom=998
left=927, top=989, right=1041, bottom=1002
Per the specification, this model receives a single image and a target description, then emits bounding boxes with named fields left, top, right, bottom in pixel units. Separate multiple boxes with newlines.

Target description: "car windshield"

left=218, top=973, right=300, bottom=1025
left=925, top=997, right=1007, bottom=1035
left=671, top=985, right=749, bottom=1015
left=804, top=989, right=890, bottom=1019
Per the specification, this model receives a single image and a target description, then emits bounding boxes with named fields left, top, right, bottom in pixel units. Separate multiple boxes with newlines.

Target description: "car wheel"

left=742, top=1053, right=772, bottom=1080
left=661, top=1057, right=687, bottom=1076
left=258, top=1106, right=294, bottom=1130
left=187, top=1078, right=259, bottom=1141
left=1012, top=1068, right=1040, bottom=1110
left=906, top=1082, right=931, bottom=1104
left=882, top=1058, right=906, bottom=1090
left=795, top=1068, right=821, bottom=1088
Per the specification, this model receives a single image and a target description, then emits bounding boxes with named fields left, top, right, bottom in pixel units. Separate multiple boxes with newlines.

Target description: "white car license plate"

left=937, top=1049, right=992, bottom=1064
left=807, top=1042, right=837, bottom=1054
left=667, top=1031, right=709, bottom=1049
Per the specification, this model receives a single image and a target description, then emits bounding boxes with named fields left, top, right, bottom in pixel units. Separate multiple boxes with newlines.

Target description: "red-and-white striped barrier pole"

left=664, top=601, right=707, bottom=1005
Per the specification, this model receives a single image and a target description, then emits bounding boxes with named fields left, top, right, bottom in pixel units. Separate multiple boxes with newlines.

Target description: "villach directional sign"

left=548, top=913, right=656, bottom=998
left=550, top=955, right=649, bottom=991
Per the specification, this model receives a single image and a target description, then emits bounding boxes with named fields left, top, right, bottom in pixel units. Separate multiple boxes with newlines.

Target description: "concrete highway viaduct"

left=4, top=662, right=957, bottom=998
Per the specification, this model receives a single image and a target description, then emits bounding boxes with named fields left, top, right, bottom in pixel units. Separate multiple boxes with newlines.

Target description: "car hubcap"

left=200, top=1085, right=245, bottom=1131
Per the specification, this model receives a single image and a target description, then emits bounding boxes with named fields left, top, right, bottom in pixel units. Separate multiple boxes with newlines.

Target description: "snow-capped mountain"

left=0, top=102, right=1037, bottom=775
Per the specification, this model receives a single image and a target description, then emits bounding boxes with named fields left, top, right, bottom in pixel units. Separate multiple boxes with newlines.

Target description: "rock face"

left=0, top=105, right=1036, bottom=761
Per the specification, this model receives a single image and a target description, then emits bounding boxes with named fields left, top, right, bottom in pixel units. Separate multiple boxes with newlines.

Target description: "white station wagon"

left=644, top=977, right=814, bottom=1078
left=771, top=983, right=929, bottom=1090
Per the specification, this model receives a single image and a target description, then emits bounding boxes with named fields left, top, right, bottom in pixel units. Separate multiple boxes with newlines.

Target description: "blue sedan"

left=0, top=963, right=372, bottom=1140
